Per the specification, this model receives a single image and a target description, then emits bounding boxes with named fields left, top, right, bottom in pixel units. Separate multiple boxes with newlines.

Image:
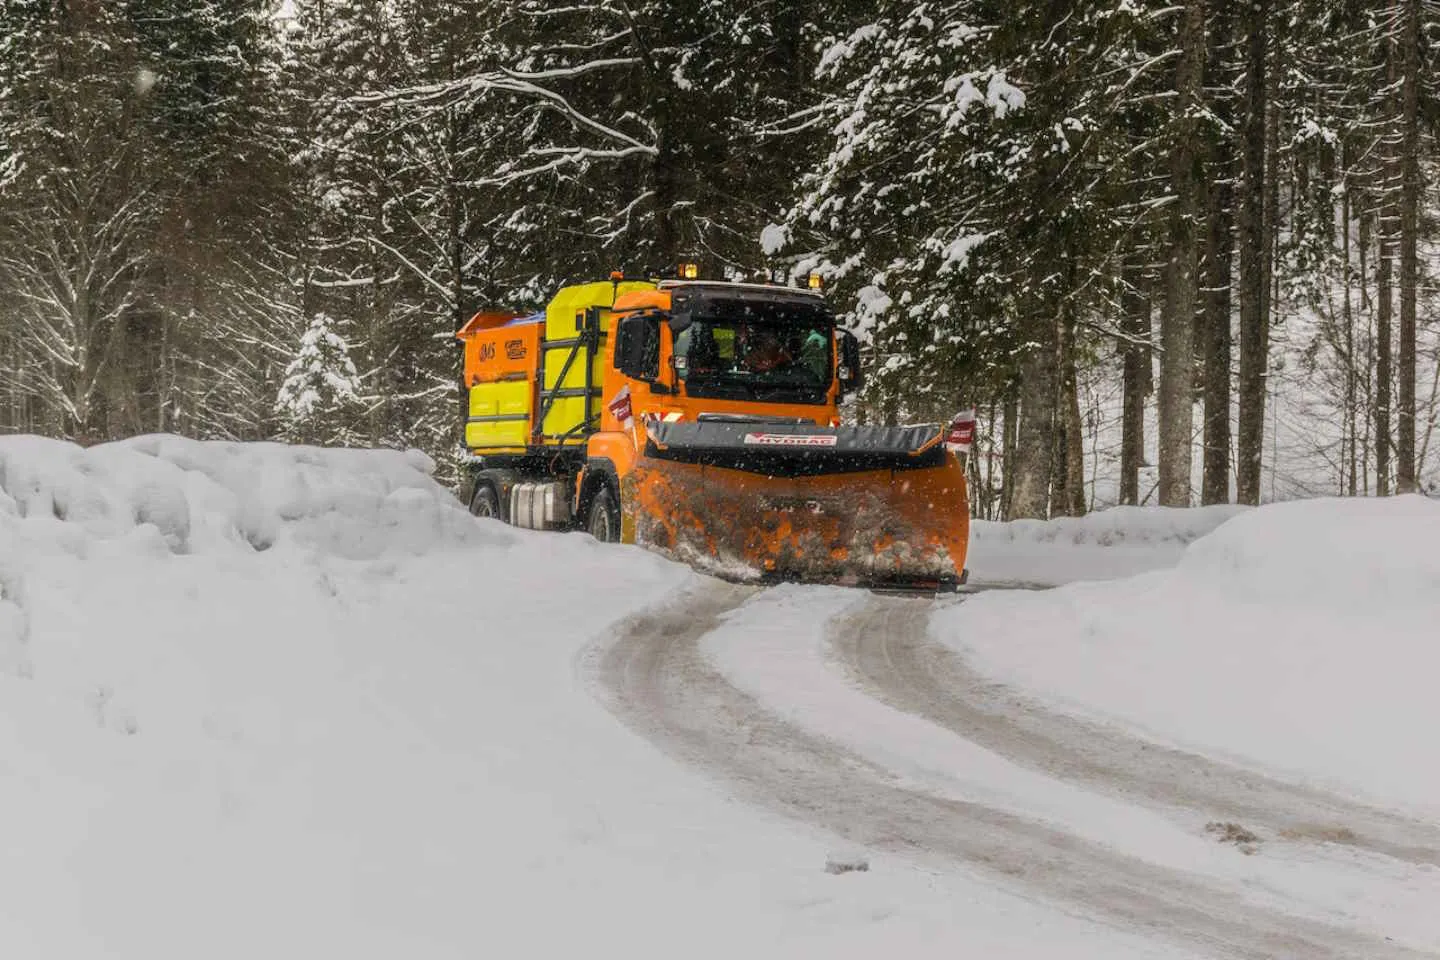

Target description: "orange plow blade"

left=622, top=422, right=969, bottom=590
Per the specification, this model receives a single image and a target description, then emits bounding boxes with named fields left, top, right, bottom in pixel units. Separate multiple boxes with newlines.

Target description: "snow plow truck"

left=456, top=270, right=973, bottom=591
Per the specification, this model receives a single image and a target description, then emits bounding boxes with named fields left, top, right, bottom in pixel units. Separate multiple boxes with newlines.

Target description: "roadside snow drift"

left=967, top=503, right=1245, bottom=586
left=0, top=435, right=1191, bottom=960
left=939, top=495, right=1440, bottom=817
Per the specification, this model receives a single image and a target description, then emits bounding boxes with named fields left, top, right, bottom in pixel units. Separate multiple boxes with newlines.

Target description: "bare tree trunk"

left=1158, top=0, right=1205, bottom=508
left=1236, top=0, right=1268, bottom=505
left=1260, top=42, right=1280, bottom=498
left=1119, top=265, right=1150, bottom=506
left=3, top=331, right=18, bottom=430
left=1010, top=335, right=1057, bottom=520
left=1375, top=20, right=1399, bottom=497
left=1065, top=374, right=1086, bottom=516
left=157, top=309, right=169, bottom=433
left=1376, top=207, right=1394, bottom=497
left=1001, top=380, right=1019, bottom=519
left=1342, top=164, right=1357, bottom=497
left=1396, top=0, right=1419, bottom=494
left=1202, top=160, right=1234, bottom=505
left=1359, top=204, right=1373, bottom=495
left=1054, top=302, right=1086, bottom=516
left=366, top=175, right=387, bottom=447
left=978, top=396, right=999, bottom=519
left=1201, top=0, right=1235, bottom=505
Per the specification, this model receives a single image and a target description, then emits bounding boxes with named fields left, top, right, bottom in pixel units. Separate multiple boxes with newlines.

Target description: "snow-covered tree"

left=275, top=312, right=363, bottom=444
left=771, top=2, right=1185, bottom=515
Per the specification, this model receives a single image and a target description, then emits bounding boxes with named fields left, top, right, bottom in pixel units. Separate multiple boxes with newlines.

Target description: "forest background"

left=1, top=0, right=1436, bottom=517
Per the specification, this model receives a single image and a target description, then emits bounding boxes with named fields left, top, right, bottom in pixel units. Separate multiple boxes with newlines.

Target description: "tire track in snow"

left=831, top=594, right=1440, bottom=868
left=592, top=581, right=1434, bottom=960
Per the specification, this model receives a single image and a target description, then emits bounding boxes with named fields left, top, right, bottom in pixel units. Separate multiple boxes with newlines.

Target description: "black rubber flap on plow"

left=643, top=421, right=946, bottom=477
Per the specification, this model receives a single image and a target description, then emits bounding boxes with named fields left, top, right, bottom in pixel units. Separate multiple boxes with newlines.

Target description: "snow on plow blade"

left=623, top=421, right=969, bottom=590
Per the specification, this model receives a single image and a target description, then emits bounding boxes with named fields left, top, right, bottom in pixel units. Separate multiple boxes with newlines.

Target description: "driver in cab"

left=739, top=325, right=793, bottom=373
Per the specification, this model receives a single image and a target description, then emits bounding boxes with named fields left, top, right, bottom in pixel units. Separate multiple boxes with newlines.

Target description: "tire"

left=586, top=483, right=621, bottom=543
left=469, top=481, right=501, bottom=520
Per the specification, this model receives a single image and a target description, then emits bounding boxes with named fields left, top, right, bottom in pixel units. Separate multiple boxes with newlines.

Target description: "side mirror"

left=614, top=315, right=658, bottom=381
left=838, top=330, right=865, bottom=394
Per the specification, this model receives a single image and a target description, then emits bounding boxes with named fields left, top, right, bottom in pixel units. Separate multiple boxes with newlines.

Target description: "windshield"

left=674, top=306, right=833, bottom=404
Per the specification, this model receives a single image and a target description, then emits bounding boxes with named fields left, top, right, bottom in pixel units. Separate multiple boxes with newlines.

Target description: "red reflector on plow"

left=945, top=409, right=977, bottom=453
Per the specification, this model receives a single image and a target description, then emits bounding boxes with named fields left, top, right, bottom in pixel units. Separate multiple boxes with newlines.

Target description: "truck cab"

left=580, top=281, right=867, bottom=538
left=608, top=281, right=863, bottom=422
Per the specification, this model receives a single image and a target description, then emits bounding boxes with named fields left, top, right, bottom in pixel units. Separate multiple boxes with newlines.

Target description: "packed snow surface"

left=0, top=435, right=1196, bottom=960
left=941, top=495, right=1440, bottom=817
left=702, top=585, right=1440, bottom=952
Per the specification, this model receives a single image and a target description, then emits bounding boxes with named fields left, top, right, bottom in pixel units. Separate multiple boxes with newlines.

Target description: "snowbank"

left=0, top=435, right=1188, bottom=960
left=0, top=434, right=492, bottom=559
left=940, top=495, right=1440, bottom=816
left=968, top=503, right=1245, bottom=585
left=0, top=433, right=490, bottom=685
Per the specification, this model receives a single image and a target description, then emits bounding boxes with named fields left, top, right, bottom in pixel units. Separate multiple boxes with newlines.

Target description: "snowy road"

left=833, top=595, right=1440, bottom=868
left=592, top=581, right=1437, bottom=960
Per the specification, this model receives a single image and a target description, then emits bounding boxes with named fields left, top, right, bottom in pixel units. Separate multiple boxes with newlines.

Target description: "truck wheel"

left=587, top=484, right=621, bottom=543
left=470, top=481, right=501, bottom=520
